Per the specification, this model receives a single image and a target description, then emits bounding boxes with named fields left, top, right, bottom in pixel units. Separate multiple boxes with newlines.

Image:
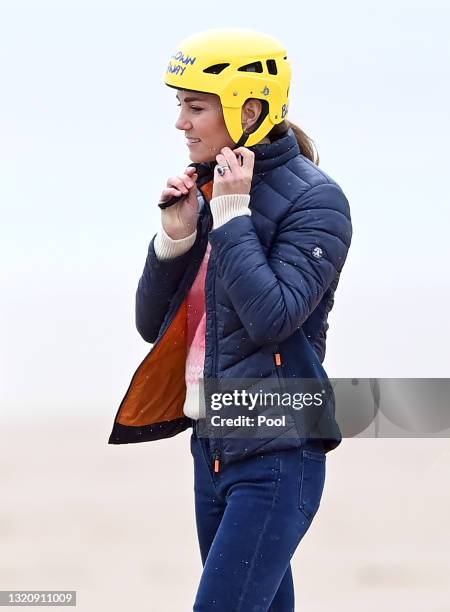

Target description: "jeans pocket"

left=298, top=449, right=326, bottom=520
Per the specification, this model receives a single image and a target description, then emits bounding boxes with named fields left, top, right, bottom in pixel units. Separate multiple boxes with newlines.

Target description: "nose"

left=175, top=110, right=193, bottom=131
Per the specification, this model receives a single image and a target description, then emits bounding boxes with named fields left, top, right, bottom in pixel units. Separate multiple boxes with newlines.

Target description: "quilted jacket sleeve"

left=135, top=234, right=195, bottom=343
left=208, top=183, right=352, bottom=346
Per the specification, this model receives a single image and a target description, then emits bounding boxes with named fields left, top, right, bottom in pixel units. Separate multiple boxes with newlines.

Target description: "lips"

left=186, top=137, right=201, bottom=143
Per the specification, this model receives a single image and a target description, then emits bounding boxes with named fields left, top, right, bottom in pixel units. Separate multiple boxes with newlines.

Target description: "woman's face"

left=174, top=90, right=238, bottom=163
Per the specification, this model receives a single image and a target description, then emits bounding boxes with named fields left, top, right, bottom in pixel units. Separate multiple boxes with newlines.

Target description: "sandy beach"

left=1, top=417, right=449, bottom=611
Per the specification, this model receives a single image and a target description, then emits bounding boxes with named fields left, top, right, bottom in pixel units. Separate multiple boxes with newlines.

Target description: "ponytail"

left=267, top=119, right=320, bottom=165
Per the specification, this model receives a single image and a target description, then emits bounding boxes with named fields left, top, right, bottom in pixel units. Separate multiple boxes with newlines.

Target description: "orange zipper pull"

left=274, top=353, right=282, bottom=366
left=213, top=451, right=221, bottom=473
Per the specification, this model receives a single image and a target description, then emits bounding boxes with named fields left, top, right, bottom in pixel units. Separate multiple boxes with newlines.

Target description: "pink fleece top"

left=182, top=243, right=211, bottom=420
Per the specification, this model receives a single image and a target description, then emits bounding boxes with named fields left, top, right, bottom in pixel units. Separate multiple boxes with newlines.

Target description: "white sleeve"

left=154, top=225, right=197, bottom=260
left=210, top=194, right=251, bottom=229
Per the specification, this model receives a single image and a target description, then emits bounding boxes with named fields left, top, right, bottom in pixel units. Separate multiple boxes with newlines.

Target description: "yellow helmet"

left=164, top=28, right=292, bottom=147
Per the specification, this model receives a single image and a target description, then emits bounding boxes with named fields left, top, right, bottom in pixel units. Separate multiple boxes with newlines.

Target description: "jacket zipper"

left=200, top=186, right=223, bottom=474
left=210, top=263, right=222, bottom=474
left=274, top=350, right=286, bottom=391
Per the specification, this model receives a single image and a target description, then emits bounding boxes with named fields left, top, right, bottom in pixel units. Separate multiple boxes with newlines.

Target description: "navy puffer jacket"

left=108, top=128, right=352, bottom=465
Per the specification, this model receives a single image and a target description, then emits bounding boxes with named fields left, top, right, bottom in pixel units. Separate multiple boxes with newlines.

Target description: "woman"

left=109, top=28, right=352, bottom=611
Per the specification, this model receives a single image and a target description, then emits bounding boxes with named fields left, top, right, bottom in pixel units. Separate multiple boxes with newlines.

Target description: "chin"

left=190, top=152, right=214, bottom=164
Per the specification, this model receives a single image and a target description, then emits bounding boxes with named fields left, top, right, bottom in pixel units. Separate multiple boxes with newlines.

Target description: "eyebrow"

left=175, top=94, right=207, bottom=103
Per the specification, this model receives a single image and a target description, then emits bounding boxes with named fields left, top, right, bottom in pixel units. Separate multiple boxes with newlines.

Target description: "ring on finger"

left=217, top=164, right=230, bottom=177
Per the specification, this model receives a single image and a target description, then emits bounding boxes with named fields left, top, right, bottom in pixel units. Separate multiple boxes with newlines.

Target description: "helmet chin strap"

left=234, top=105, right=270, bottom=148
left=234, top=132, right=250, bottom=148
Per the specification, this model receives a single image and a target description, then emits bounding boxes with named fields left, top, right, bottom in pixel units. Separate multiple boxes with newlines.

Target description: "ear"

left=241, top=99, right=263, bottom=132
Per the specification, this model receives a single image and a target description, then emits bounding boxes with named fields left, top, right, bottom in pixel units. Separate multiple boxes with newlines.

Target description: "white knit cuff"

left=210, top=194, right=251, bottom=229
left=154, top=225, right=197, bottom=260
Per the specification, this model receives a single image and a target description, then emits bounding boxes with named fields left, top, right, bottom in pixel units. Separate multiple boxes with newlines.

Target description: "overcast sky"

left=1, top=0, right=449, bottom=420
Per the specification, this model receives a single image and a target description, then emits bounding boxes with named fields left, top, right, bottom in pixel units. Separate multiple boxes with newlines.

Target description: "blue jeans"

left=190, top=423, right=326, bottom=611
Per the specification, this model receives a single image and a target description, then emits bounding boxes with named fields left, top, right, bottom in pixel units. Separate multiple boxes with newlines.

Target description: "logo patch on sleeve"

left=312, top=246, right=323, bottom=259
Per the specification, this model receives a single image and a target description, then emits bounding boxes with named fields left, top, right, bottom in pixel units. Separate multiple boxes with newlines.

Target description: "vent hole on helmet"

left=238, top=61, right=263, bottom=73
left=203, top=63, right=230, bottom=74
left=266, top=59, right=278, bottom=75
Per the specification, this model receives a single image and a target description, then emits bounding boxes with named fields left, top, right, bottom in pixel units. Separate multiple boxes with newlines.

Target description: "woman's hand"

left=158, top=166, right=199, bottom=240
left=212, top=147, right=255, bottom=199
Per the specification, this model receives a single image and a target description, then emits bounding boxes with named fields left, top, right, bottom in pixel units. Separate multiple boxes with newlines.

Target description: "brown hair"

left=268, top=120, right=320, bottom=166
left=246, top=99, right=320, bottom=165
